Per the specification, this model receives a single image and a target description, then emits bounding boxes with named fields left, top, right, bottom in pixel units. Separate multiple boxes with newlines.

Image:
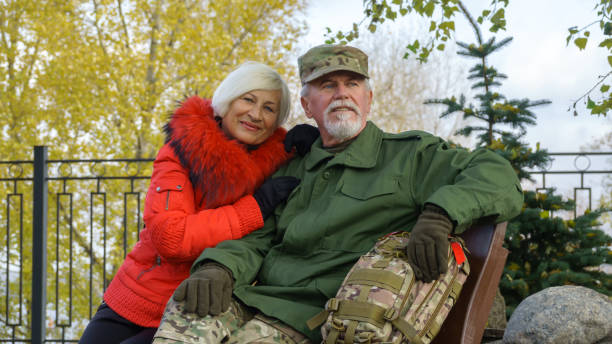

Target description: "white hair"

left=212, top=62, right=291, bottom=125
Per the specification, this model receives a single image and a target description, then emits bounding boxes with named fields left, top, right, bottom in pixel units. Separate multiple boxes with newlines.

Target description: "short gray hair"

left=212, top=62, right=291, bottom=125
left=300, top=77, right=371, bottom=98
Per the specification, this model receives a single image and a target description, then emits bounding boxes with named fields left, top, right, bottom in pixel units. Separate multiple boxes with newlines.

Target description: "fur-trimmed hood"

left=163, top=96, right=291, bottom=209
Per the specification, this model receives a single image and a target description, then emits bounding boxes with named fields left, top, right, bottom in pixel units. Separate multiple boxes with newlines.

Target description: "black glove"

left=406, top=204, right=453, bottom=283
left=284, top=124, right=320, bottom=156
left=173, top=262, right=233, bottom=316
left=253, top=176, right=300, bottom=219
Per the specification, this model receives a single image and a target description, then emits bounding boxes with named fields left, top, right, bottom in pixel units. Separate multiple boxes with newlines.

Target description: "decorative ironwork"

left=528, top=152, right=611, bottom=218
left=0, top=148, right=153, bottom=344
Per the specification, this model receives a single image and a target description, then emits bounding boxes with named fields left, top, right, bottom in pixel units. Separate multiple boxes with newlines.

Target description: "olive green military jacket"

left=195, top=122, right=523, bottom=341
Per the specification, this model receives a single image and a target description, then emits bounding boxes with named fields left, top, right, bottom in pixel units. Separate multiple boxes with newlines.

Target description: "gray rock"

left=503, top=286, right=612, bottom=344
left=487, top=287, right=508, bottom=329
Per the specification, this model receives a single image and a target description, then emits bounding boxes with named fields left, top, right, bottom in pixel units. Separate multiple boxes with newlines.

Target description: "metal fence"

left=1, top=147, right=153, bottom=344
left=0, top=147, right=610, bottom=344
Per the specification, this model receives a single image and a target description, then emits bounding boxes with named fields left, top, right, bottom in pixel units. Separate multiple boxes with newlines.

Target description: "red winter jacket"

left=103, top=96, right=291, bottom=327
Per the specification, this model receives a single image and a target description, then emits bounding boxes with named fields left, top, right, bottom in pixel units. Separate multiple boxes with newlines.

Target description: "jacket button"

left=176, top=185, right=182, bottom=190
left=322, top=171, right=330, bottom=179
left=156, top=186, right=161, bottom=192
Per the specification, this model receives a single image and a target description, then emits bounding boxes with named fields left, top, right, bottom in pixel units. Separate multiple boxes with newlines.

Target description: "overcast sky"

left=298, top=0, right=611, bottom=153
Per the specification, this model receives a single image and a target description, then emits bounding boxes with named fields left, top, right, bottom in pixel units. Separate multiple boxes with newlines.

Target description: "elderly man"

left=153, top=44, right=523, bottom=343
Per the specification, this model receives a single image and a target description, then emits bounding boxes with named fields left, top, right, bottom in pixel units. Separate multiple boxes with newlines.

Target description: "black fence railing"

left=1, top=147, right=153, bottom=344
left=0, top=147, right=610, bottom=344
left=527, top=152, right=612, bottom=218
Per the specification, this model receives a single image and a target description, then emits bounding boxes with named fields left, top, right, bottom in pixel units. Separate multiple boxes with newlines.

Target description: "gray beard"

left=323, top=100, right=363, bottom=141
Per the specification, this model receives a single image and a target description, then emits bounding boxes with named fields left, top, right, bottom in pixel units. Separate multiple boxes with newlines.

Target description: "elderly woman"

left=80, top=62, right=310, bottom=344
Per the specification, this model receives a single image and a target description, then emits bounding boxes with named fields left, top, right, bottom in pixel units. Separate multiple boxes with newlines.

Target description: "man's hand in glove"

left=406, top=204, right=453, bottom=283
left=253, top=176, right=300, bottom=220
left=172, top=262, right=234, bottom=316
left=284, top=124, right=320, bottom=156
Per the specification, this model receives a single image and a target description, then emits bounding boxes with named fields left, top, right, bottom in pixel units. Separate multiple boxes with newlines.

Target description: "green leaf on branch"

left=386, top=8, right=397, bottom=20
left=491, top=8, right=506, bottom=24
left=429, top=21, right=437, bottom=32
left=600, top=84, right=610, bottom=93
left=490, top=8, right=506, bottom=32
left=604, top=22, right=612, bottom=35
left=437, top=43, right=445, bottom=50
left=599, top=38, right=612, bottom=49
left=368, top=24, right=377, bottom=33
left=424, top=1, right=435, bottom=17
left=608, top=55, right=612, bottom=67
left=442, top=5, right=458, bottom=18
left=566, top=27, right=579, bottom=46
left=406, top=40, right=420, bottom=54
left=574, top=37, right=588, bottom=50
left=587, top=97, right=596, bottom=109
left=417, top=46, right=431, bottom=62
left=399, top=8, right=408, bottom=15
left=439, top=21, right=455, bottom=34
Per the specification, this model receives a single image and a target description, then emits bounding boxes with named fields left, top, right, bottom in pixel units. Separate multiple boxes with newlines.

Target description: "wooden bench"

left=432, top=221, right=509, bottom=344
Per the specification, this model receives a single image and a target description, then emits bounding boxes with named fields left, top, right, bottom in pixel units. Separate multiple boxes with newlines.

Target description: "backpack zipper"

left=410, top=273, right=439, bottom=321
left=419, top=254, right=460, bottom=337
left=397, top=273, right=416, bottom=317
left=136, top=255, right=161, bottom=280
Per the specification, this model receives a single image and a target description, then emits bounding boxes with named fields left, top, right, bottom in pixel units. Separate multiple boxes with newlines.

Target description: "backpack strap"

left=347, top=269, right=404, bottom=293
left=391, top=318, right=425, bottom=344
left=306, top=310, right=329, bottom=331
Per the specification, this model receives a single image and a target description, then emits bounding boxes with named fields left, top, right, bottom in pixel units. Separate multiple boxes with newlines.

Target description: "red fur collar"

left=164, top=96, right=291, bottom=208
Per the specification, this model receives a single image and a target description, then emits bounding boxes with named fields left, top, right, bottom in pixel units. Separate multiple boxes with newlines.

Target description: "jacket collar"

left=163, top=96, right=291, bottom=208
left=305, top=121, right=382, bottom=171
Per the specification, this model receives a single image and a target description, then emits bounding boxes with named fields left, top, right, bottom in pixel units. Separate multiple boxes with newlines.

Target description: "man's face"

left=301, top=71, right=372, bottom=146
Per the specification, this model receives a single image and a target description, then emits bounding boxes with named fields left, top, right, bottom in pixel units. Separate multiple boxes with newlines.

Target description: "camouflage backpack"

left=307, top=232, right=469, bottom=344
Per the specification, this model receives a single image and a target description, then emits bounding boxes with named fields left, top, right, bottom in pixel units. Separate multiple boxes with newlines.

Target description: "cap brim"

left=302, top=65, right=369, bottom=85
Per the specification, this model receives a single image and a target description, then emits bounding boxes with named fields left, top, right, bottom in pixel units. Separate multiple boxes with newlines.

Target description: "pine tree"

left=426, top=4, right=612, bottom=317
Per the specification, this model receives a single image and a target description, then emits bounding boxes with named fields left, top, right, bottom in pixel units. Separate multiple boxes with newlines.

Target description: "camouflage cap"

left=298, top=44, right=369, bottom=85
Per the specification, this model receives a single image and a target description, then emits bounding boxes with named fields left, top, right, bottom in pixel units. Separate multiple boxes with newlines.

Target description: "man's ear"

left=301, top=97, right=313, bottom=119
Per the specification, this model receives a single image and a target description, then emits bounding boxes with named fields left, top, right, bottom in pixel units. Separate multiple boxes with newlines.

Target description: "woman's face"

left=222, top=89, right=281, bottom=146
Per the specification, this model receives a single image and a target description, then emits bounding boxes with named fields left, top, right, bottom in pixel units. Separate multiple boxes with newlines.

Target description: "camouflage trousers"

left=153, top=297, right=312, bottom=344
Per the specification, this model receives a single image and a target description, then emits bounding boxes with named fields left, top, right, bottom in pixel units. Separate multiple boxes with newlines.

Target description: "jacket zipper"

left=165, top=191, right=170, bottom=210
left=136, top=255, right=161, bottom=280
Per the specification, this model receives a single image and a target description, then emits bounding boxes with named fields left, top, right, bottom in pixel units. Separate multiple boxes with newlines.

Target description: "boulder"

left=503, top=285, right=612, bottom=344
left=487, top=287, right=508, bottom=329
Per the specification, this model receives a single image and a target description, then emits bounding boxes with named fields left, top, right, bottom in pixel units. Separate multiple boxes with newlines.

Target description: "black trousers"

left=79, top=302, right=157, bottom=344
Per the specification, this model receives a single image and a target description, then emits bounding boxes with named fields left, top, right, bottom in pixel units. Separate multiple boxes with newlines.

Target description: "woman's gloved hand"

left=253, top=176, right=300, bottom=219
left=173, top=262, right=234, bottom=317
left=406, top=204, right=453, bottom=283
left=284, top=124, right=320, bottom=156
